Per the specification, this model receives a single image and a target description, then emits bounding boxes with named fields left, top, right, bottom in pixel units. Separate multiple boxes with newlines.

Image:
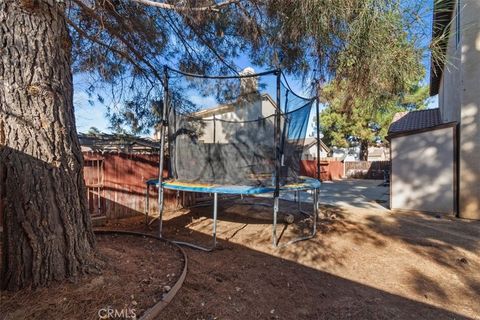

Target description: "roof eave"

left=429, top=0, right=455, bottom=96
left=387, top=121, right=457, bottom=140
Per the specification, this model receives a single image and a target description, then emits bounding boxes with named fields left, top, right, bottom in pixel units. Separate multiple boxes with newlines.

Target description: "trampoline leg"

left=170, top=193, right=218, bottom=251
left=274, top=188, right=318, bottom=249
left=213, top=193, right=218, bottom=247
left=273, top=196, right=279, bottom=247
left=313, top=188, right=318, bottom=235
left=298, top=191, right=301, bottom=211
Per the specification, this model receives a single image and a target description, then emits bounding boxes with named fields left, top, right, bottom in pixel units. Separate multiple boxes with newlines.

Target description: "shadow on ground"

left=106, top=197, right=480, bottom=319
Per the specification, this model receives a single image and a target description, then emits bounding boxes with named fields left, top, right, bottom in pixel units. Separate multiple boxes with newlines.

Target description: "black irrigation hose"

left=94, top=230, right=188, bottom=320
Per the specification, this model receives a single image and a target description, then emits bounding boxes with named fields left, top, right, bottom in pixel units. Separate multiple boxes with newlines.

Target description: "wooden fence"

left=301, top=160, right=390, bottom=180
left=300, top=160, right=344, bottom=181
left=344, top=161, right=390, bottom=179
left=82, top=151, right=390, bottom=220
left=83, top=152, right=194, bottom=220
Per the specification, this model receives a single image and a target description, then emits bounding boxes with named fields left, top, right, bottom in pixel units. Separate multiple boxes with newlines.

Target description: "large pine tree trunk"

left=0, top=0, right=97, bottom=291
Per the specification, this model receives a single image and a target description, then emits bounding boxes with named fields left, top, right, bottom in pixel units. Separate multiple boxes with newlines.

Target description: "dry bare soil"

left=1, top=233, right=184, bottom=319
left=149, top=197, right=480, bottom=320
left=2, top=196, right=479, bottom=320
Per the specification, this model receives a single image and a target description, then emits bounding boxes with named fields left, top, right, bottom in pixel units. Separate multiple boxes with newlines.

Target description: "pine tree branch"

left=71, top=0, right=164, bottom=85
left=65, top=16, right=155, bottom=86
left=130, top=0, right=238, bottom=12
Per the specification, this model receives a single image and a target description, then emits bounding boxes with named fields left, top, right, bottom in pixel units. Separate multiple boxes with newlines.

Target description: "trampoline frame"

left=145, top=179, right=320, bottom=250
left=146, top=66, right=322, bottom=250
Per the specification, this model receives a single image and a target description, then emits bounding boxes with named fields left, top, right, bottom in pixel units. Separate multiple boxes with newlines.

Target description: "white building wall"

left=302, top=144, right=328, bottom=160
left=438, top=0, right=480, bottom=219
left=198, top=96, right=277, bottom=143
left=391, top=127, right=455, bottom=214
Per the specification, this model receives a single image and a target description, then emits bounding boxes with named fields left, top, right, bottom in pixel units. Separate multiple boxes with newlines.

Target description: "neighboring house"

left=367, top=147, right=389, bottom=161
left=331, top=147, right=360, bottom=162
left=388, top=0, right=480, bottom=219
left=301, top=137, right=330, bottom=160
left=192, top=93, right=278, bottom=144
left=79, top=133, right=159, bottom=153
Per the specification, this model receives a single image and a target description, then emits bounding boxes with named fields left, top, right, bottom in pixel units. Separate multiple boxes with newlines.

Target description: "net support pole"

left=213, top=193, right=218, bottom=247
left=315, top=97, right=321, bottom=181
left=273, top=196, right=279, bottom=247
left=272, top=70, right=282, bottom=247
left=158, top=66, right=169, bottom=237
left=274, top=70, right=281, bottom=197
left=272, top=70, right=281, bottom=248
left=315, top=97, right=321, bottom=217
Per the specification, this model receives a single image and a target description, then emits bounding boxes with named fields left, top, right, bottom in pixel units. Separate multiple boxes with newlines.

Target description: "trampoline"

left=145, top=66, right=322, bottom=250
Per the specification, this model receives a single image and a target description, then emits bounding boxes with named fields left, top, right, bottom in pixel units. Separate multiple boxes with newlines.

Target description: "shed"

left=388, top=109, right=457, bottom=214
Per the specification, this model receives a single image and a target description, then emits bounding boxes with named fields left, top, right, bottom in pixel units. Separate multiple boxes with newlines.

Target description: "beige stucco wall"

left=198, top=97, right=277, bottom=143
left=438, top=0, right=480, bottom=219
left=391, top=127, right=455, bottom=214
left=302, top=144, right=328, bottom=160
left=438, top=4, right=461, bottom=123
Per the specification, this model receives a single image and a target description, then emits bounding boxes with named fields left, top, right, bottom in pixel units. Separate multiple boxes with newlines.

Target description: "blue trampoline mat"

left=146, top=177, right=321, bottom=195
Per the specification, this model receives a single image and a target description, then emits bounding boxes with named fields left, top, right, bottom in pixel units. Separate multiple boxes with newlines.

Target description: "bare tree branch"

left=65, top=16, right=155, bottom=86
left=130, top=0, right=238, bottom=11
left=71, top=0, right=164, bottom=85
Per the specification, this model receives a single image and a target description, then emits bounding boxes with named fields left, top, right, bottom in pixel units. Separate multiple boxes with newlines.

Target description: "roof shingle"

left=388, top=108, right=443, bottom=135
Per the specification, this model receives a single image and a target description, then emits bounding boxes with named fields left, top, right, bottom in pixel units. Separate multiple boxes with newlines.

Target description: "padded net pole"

left=274, top=70, right=281, bottom=198
left=213, top=193, right=218, bottom=246
left=316, top=97, right=321, bottom=181
left=158, top=66, right=169, bottom=237
left=273, top=196, right=279, bottom=247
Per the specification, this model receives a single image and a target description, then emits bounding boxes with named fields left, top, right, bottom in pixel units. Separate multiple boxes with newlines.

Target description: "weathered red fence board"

left=83, top=152, right=194, bottom=219
left=300, top=160, right=344, bottom=181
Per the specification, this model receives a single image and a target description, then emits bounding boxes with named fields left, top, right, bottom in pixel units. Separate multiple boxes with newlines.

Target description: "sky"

left=73, top=5, right=438, bottom=136
left=74, top=54, right=317, bottom=135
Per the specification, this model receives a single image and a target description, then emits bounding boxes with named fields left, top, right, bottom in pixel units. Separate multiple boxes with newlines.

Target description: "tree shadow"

left=102, top=213, right=475, bottom=319
left=319, top=179, right=390, bottom=210
left=362, top=210, right=480, bottom=312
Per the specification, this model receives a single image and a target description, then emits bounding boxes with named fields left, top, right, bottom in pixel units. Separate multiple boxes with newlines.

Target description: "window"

left=456, top=0, right=461, bottom=49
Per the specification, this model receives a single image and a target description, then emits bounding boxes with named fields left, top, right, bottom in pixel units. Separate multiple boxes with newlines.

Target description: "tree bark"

left=0, top=0, right=97, bottom=290
left=359, top=139, right=369, bottom=161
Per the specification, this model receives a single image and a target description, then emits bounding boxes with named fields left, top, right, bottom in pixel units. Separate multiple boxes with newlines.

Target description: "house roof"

left=303, top=137, right=330, bottom=153
left=388, top=108, right=454, bottom=138
left=192, top=93, right=277, bottom=118
left=79, top=133, right=159, bottom=153
left=430, top=0, right=455, bottom=96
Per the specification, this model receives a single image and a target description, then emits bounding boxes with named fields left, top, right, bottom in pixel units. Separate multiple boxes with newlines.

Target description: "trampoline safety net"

left=166, top=68, right=316, bottom=187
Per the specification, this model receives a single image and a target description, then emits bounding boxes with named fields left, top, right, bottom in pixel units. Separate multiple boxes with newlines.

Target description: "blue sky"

left=74, top=7, right=438, bottom=136
left=73, top=54, right=316, bottom=135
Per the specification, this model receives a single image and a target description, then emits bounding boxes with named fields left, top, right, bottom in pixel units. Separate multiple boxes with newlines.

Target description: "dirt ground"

left=0, top=233, right=184, bottom=320
left=2, top=195, right=479, bottom=319
left=132, top=196, right=479, bottom=320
